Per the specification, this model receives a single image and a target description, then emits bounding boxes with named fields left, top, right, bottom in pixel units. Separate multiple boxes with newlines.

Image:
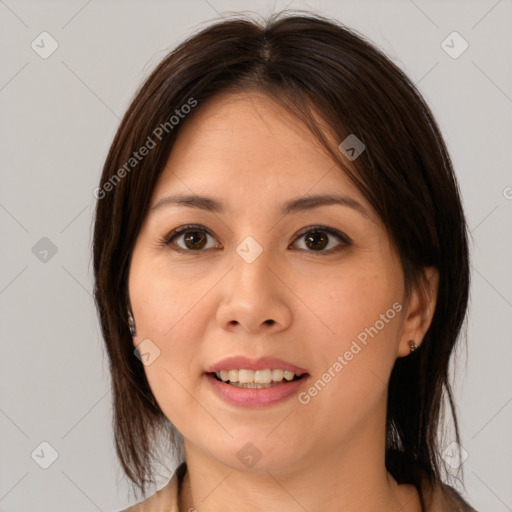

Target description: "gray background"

left=1, top=0, right=511, bottom=511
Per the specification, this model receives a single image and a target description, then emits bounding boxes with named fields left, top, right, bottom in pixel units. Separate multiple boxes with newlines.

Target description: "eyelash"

left=160, top=224, right=353, bottom=255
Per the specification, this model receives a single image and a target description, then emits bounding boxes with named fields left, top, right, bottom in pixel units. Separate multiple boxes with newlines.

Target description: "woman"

left=93, top=11, right=478, bottom=512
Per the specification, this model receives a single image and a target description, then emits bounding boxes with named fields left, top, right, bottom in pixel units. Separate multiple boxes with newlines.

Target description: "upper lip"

left=205, top=356, right=309, bottom=375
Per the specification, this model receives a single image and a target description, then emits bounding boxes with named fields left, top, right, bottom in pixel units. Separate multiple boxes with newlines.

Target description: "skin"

left=128, top=91, right=439, bottom=512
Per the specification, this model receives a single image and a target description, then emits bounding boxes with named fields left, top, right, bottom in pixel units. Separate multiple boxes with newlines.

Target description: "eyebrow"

left=150, top=193, right=370, bottom=218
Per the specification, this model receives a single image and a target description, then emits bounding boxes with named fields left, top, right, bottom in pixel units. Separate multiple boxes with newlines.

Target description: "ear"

left=396, top=266, right=439, bottom=357
left=127, top=306, right=137, bottom=341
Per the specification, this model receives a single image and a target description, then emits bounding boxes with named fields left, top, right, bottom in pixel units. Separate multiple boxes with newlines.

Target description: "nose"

left=216, top=248, right=292, bottom=335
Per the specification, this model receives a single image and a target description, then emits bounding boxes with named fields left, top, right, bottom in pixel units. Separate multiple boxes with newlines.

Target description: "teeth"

left=272, top=369, right=284, bottom=381
left=254, top=369, right=272, bottom=383
left=214, top=368, right=302, bottom=385
left=239, top=369, right=254, bottom=383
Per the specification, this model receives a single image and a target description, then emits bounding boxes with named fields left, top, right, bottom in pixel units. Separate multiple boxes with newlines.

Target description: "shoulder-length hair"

left=93, top=10, right=470, bottom=499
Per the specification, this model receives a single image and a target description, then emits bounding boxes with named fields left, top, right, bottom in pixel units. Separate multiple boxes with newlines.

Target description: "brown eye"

left=304, top=231, right=329, bottom=251
left=164, top=225, right=219, bottom=252
left=292, top=226, right=352, bottom=254
left=182, top=230, right=208, bottom=250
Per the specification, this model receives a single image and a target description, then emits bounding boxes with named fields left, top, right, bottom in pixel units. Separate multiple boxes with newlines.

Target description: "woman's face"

left=128, top=91, right=425, bottom=473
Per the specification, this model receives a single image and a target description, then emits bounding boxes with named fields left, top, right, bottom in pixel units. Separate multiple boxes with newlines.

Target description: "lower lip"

left=204, top=373, right=309, bottom=408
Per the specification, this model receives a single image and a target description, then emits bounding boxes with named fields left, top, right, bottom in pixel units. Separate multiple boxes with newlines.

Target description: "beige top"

left=122, top=462, right=478, bottom=512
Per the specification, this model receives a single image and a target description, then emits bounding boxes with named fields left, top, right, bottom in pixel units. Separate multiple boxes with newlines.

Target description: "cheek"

left=297, top=264, right=402, bottom=416
left=129, top=248, right=213, bottom=340
left=128, top=251, right=214, bottom=425
left=133, top=299, right=213, bottom=437
left=310, top=262, right=400, bottom=347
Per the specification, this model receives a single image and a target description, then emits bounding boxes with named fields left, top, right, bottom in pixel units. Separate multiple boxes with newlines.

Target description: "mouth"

left=204, top=370, right=310, bottom=407
left=203, top=356, right=310, bottom=407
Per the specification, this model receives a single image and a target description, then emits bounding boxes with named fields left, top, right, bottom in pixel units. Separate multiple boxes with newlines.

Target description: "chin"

left=206, top=436, right=307, bottom=474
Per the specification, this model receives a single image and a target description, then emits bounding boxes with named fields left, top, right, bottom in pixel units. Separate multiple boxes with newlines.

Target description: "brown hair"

left=92, top=10, right=471, bottom=501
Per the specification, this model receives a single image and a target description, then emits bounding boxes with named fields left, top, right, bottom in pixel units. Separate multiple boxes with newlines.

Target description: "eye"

left=291, top=226, right=352, bottom=254
left=162, top=224, right=352, bottom=254
left=163, top=224, right=220, bottom=252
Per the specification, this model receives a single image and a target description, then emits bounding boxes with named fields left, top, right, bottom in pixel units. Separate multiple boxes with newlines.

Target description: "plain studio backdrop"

left=0, top=1, right=510, bottom=511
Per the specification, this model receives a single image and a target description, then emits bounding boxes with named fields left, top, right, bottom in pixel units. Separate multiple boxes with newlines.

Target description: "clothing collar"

left=123, top=461, right=477, bottom=512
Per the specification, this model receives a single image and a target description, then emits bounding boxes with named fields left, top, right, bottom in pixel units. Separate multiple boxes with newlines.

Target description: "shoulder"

left=120, top=462, right=187, bottom=512
left=419, top=473, right=479, bottom=512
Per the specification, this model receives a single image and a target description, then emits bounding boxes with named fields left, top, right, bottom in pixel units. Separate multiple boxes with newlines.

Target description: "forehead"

left=151, top=91, right=373, bottom=219
left=169, top=91, right=333, bottom=158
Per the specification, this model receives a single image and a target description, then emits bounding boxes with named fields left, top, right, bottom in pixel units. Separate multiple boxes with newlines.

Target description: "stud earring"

left=408, top=339, right=418, bottom=353
left=127, top=310, right=137, bottom=337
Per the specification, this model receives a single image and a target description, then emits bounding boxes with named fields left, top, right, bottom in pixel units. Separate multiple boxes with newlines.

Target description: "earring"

left=127, top=310, right=137, bottom=337
left=408, top=340, right=418, bottom=353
